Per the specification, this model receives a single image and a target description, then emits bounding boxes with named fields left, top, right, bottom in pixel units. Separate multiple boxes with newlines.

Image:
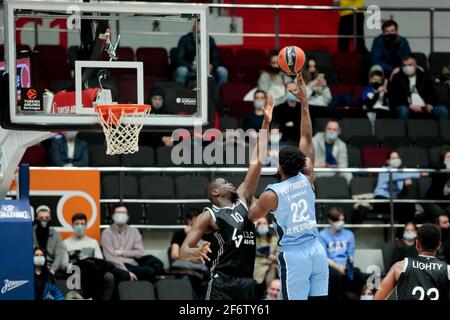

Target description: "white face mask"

left=254, top=100, right=265, bottom=110
left=444, top=160, right=450, bottom=168
left=360, top=295, right=374, bottom=300
left=390, top=158, right=402, bottom=168
left=64, top=131, right=78, bottom=140
left=402, top=66, right=416, bottom=76
left=403, top=231, right=417, bottom=240
left=325, top=131, right=338, bottom=142
left=113, top=212, right=129, bottom=225
left=332, top=220, right=344, bottom=231
left=34, top=256, right=46, bottom=267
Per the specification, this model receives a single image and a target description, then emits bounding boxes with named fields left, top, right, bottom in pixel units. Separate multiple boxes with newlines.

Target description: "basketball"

left=277, top=46, right=305, bottom=75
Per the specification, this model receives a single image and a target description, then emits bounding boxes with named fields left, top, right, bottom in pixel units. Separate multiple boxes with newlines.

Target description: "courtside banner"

left=28, top=169, right=101, bottom=241
left=0, top=200, right=34, bottom=300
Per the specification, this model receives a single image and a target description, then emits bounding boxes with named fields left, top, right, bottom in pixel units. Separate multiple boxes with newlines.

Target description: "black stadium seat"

left=140, top=175, right=175, bottom=198
left=411, top=52, right=428, bottom=71
left=314, top=176, right=351, bottom=222
left=89, top=145, right=121, bottom=166
left=156, top=146, right=174, bottom=167
left=428, top=146, right=448, bottom=169
left=429, top=52, right=450, bottom=77
left=407, top=119, right=442, bottom=147
left=350, top=176, right=377, bottom=196
left=397, top=147, right=430, bottom=168
left=440, top=120, right=450, bottom=144
left=375, top=119, right=410, bottom=147
left=122, top=146, right=155, bottom=167
left=118, top=281, right=156, bottom=300
left=347, top=145, right=362, bottom=168
left=175, top=176, right=209, bottom=198
left=155, top=279, right=194, bottom=300
left=340, top=118, right=373, bottom=141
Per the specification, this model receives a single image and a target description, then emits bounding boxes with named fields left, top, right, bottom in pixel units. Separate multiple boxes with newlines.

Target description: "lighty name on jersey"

left=285, top=221, right=316, bottom=235
left=286, top=190, right=307, bottom=202
left=412, top=261, right=443, bottom=271
left=281, top=179, right=308, bottom=196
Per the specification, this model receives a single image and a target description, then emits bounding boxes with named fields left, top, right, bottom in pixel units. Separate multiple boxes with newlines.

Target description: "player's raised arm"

left=288, top=73, right=314, bottom=183
left=236, top=93, right=274, bottom=206
left=180, top=211, right=217, bottom=263
left=374, top=260, right=404, bottom=300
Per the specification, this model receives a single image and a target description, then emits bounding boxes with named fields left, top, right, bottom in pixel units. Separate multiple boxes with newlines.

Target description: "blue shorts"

left=278, top=239, right=329, bottom=300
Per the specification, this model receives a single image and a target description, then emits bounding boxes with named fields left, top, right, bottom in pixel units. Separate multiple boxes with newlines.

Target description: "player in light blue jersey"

left=249, top=73, right=328, bottom=300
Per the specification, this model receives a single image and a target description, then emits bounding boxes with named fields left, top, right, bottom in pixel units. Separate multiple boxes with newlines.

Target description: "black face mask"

left=371, top=82, right=382, bottom=90
left=384, top=34, right=398, bottom=45
left=268, top=66, right=280, bottom=74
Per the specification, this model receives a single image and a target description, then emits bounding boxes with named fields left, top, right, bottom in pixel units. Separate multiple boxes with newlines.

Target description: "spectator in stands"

left=264, top=279, right=281, bottom=300
left=32, top=205, right=65, bottom=277
left=361, top=65, right=390, bottom=123
left=257, top=49, right=292, bottom=106
left=148, top=86, right=171, bottom=115
left=373, top=151, right=422, bottom=224
left=334, top=0, right=367, bottom=53
left=438, top=64, right=450, bottom=88
left=101, top=205, right=159, bottom=284
left=435, top=213, right=450, bottom=263
left=244, top=89, right=266, bottom=132
left=272, top=92, right=301, bottom=146
left=49, top=131, right=89, bottom=167
left=425, top=150, right=450, bottom=216
left=389, top=56, right=449, bottom=121
left=62, top=213, right=115, bottom=300
left=319, top=207, right=365, bottom=300
left=34, top=247, right=64, bottom=300
left=360, top=285, right=375, bottom=300
left=254, top=217, right=279, bottom=299
left=312, top=120, right=352, bottom=182
left=371, top=20, right=411, bottom=77
left=303, top=58, right=332, bottom=109
left=175, top=23, right=228, bottom=86
left=392, top=222, right=418, bottom=264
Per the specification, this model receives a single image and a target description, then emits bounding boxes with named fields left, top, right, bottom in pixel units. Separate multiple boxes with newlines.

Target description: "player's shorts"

left=205, top=271, right=256, bottom=300
left=278, top=239, right=329, bottom=300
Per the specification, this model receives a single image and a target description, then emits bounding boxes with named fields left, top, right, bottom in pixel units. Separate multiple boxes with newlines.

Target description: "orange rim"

left=95, top=104, right=151, bottom=124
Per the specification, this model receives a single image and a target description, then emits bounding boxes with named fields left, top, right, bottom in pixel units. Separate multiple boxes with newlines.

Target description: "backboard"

left=0, top=0, right=211, bottom=131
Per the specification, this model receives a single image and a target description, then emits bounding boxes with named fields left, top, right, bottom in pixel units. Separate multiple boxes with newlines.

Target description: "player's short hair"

left=113, top=203, right=128, bottom=213
left=278, top=145, right=307, bottom=178
left=72, top=213, right=87, bottom=224
left=325, top=119, right=340, bottom=130
left=328, top=207, right=344, bottom=221
left=417, top=223, right=441, bottom=251
left=382, top=20, right=398, bottom=31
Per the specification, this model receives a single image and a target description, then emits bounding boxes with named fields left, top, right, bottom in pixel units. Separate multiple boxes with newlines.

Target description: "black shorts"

left=205, top=271, right=256, bottom=300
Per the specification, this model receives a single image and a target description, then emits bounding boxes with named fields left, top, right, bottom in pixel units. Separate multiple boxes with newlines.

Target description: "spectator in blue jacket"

left=34, top=247, right=64, bottom=301
left=374, top=150, right=422, bottom=225
left=175, top=23, right=228, bottom=87
left=49, top=131, right=89, bottom=167
left=371, top=20, right=411, bottom=77
left=361, top=65, right=390, bottom=123
left=319, top=207, right=365, bottom=300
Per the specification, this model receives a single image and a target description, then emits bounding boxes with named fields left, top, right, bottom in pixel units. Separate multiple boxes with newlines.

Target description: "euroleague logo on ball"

left=26, top=89, right=37, bottom=100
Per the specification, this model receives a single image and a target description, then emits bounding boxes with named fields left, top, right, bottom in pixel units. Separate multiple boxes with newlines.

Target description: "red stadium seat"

left=218, top=47, right=235, bottom=80
left=235, top=49, right=267, bottom=85
left=34, top=45, right=71, bottom=89
left=220, top=82, right=252, bottom=117
left=20, top=144, right=48, bottom=166
left=361, top=146, right=393, bottom=168
left=332, top=51, right=365, bottom=84
left=136, top=47, right=169, bottom=79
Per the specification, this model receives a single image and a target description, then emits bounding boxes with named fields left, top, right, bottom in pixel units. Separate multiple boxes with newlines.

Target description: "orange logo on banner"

left=29, top=169, right=100, bottom=241
left=26, top=89, right=37, bottom=100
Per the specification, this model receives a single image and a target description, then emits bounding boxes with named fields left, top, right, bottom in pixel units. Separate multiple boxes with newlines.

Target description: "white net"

left=95, top=105, right=150, bottom=155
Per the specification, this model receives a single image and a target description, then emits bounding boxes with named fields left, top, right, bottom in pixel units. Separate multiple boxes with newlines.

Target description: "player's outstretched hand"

left=191, top=241, right=212, bottom=264
left=287, top=73, right=307, bottom=102
left=263, top=92, right=275, bottom=123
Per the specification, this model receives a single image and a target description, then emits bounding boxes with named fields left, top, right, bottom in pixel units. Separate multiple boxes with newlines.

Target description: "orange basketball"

left=277, top=46, right=305, bottom=75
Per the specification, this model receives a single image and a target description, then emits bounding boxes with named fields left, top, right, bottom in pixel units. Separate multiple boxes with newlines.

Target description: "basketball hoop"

left=95, top=104, right=151, bottom=155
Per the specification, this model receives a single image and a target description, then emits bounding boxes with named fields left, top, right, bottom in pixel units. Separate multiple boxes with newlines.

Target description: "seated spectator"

left=361, top=65, right=390, bottom=123
left=34, top=247, right=64, bottom=300
left=272, top=92, right=301, bottom=146
left=257, top=49, right=292, bottom=106
left=62, top=213, right=115, bottom=300
left=389, top=56, right=449, bottom=121
left=101, top=205, right=161, bottom=284
left=319, top=207, right=366, bottom=300
left=392, top=222, right=418, bottom=265
left=32, top=205, right=65, bottom=278
left=312, top=120, right=352, bottom=182
left=264, top=279, right=281, bottom=300
left=371, top=20, right=411, bottom=77
left=373, top=151, right=421, bottom=225
left=425, top=150, right=450, bottom=217
left=438, top=63, right=450, bottom=88
left=253, top=217, right=279, bottom=299
left=175, top=23, right=228, bottom=86
left=360, top=285, right=375, bottom=300
left=303, top=58, right=332, bottom=109
left=148, top=86, right=172, bottom=115
left=49, top=131, right=89, bottom=167
left=435, top=213, right=450, bottom=263
left=244, top=89, right=266, bottom=132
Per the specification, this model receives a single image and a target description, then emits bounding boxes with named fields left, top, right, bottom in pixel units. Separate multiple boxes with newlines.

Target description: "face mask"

left=403, top=231, right=417, bottom=240
left=152, top=101, right=163, bottom=109
left=325, top=131, right=338, bottom=142
left=64, top=131, right=78, bottom=140
left=390, top=158, right=402, bottom=168
left=257, top=226, right=269, bottom=236
left=332, top=220, right=344, bottom=231
left=444, top=160, right=450, bottom=168
left=73, top=225, right=86, bottom=238
left=34, top=256, right=46, bottom=267
left=113, top=213, right=129, bottom=225
left=286, top=92, right=297, bottom=102
left=360, top=295, right=373, bottom=300
left=39, top=220, right=49, bottom=228
left=402, top=66, right=416, bottom=76
left=384, top=34, right=397, bottom=44
left=254, top=100, right=265, bottom=110
left=371, top=82, right=382, bottom=90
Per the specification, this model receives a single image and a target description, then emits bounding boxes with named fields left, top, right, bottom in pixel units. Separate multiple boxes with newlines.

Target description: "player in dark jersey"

left=375, top=223, right=450, bottom=300
left=179, top=93, right=275, bottom=300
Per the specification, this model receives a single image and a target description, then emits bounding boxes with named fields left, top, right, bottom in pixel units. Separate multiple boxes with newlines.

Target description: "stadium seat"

left=156, top=146, right=174, bottom=166
left=219, top=116, right=240, bottom=131
left=116, top=46, right=135, bottom=61
left=77, top=132, right=105, bottom=145
left=34, top=45, right=71, bottom=87
left=361, top=146, right=392, bottom=168
left=440, top=120, right=450, bottom=144
left=315, top=176, right=351, bottom=222
left=375, top=119, right=408, bottom=145
left=235, top=48, right=267, bottom=84
left=140, top=175, right=175, bottom=199
left=122, top=146, right=155, bottom=167
left=218, top=47, right=235, bottom=79
left=118, top=281, right=156, bottom=300
left=305, top=50, right=332, bottom=70
left=381, top=242, right=397, bottom=271
left=89, top=145, right=121, bottom=166
left=332, top=51, right=364, bottom=84
left=0, top=44, right=31, bottom=56
left=341, top=118, right=376, bottom=146
left=429, top=52, right=450, bottom=77
left=418, top=176, right=432, bottom=199
left=407, top=119, right=442, bottom=147
left=220, top=82, right=252, bottom=111
left=313, top=118, right=331, bottom=134
left=146, top=204, right=181, bottom=225
left=153, top=81, right=185, bottom=112
left=175, top=176, right=209, bottom=198
left=155, top=279, right=194, bottom=300
left=397, top=147, right=430, bottom=168
left=411, top=52, right=428, bottom=71
left=256, top=176, right=279, bottom=197
left=20, top=144, right=48, bottom=166
left=136, top=47, right=169, bottom=79
left=428, top=146, right=449, bottom=169
left=347, top=145, right=362, bottom=168
left=350, top=176, right=378, bottom=196
left=434, top=82, right=450, bottom=108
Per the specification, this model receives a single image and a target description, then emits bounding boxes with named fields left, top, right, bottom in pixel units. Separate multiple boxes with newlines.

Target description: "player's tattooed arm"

left=248, top=189, right=278, bottom=222
left=237, top=92, right=274, bottom=206
left=180, top=211, right=217, bottom=263
left=374, top=260, right=404, bottom=300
